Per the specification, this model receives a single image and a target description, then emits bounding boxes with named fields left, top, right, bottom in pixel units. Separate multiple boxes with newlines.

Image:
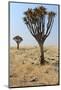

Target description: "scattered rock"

left=51, top=58, right=55, bottom=60
left=30, top=77, right=38, bottom=82
left=22, top=61, right=25, bottom=64
left=31, top=62, right=34, bottom=64
left=10, top=73, right=17, bottom=77
left=45, top=70, right=49, bottom=73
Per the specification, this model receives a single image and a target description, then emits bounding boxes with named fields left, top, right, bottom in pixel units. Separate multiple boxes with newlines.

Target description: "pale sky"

left=10, top=2, right=58, bottom=47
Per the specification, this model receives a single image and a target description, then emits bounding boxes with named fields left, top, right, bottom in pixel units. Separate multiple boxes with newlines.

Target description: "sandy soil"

left=9, top=46, right=59, bottom=87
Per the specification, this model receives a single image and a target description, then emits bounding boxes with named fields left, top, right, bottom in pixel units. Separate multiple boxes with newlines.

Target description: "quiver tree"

left=23, top=6, right=56, bottom=65
left=13, top=35, right=23, bottom=50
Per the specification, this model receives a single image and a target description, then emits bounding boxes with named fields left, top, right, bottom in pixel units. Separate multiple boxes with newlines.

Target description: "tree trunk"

left=39, top=43, right=45, bottom=65
left=17, top=43, right=19, bottom=50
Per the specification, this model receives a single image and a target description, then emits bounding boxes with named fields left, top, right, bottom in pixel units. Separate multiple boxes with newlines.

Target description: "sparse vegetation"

left=9, top=46, right=58, bottom=87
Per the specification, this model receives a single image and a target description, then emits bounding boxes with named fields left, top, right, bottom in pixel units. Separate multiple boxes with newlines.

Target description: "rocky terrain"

left=9, top=46, right=59, bottom=87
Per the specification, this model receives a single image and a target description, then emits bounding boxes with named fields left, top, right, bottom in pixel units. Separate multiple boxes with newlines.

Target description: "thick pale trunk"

left=17, top=43, right=19, bottom=50
left=39, top=43, right=45, bottom=64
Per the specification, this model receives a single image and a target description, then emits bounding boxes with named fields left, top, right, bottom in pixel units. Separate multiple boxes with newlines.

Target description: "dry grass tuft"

left=9, top=46, right=59, bottom=87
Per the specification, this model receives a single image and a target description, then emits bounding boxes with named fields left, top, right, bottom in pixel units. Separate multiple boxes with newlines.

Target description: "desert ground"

left=9, top=45, right=59, bottom=87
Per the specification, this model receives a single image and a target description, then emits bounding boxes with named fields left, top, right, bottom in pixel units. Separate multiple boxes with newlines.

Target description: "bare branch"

left=46, top=11, right=56, bottom=36
left=23, top=6, right=56, bottom=44
left=46, top=18, right=54, bottom=37
left=46, top=16, right=52, bottom=35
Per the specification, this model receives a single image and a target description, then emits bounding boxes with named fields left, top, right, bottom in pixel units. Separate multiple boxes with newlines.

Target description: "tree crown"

left=23, top=6, right=56, bottom=44
left=13, top=35, right=23, bottom=43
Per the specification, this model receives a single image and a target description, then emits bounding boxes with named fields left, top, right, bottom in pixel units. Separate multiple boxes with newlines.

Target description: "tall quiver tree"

left=13, top=35, right=23, bottom=50
left=23, top=6, right=56, bottom=65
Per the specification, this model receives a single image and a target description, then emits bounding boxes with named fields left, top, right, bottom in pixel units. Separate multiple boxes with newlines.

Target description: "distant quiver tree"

left=13, top=35, right=23, bottom=50
left=23, top=6, right=56, bottom=64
